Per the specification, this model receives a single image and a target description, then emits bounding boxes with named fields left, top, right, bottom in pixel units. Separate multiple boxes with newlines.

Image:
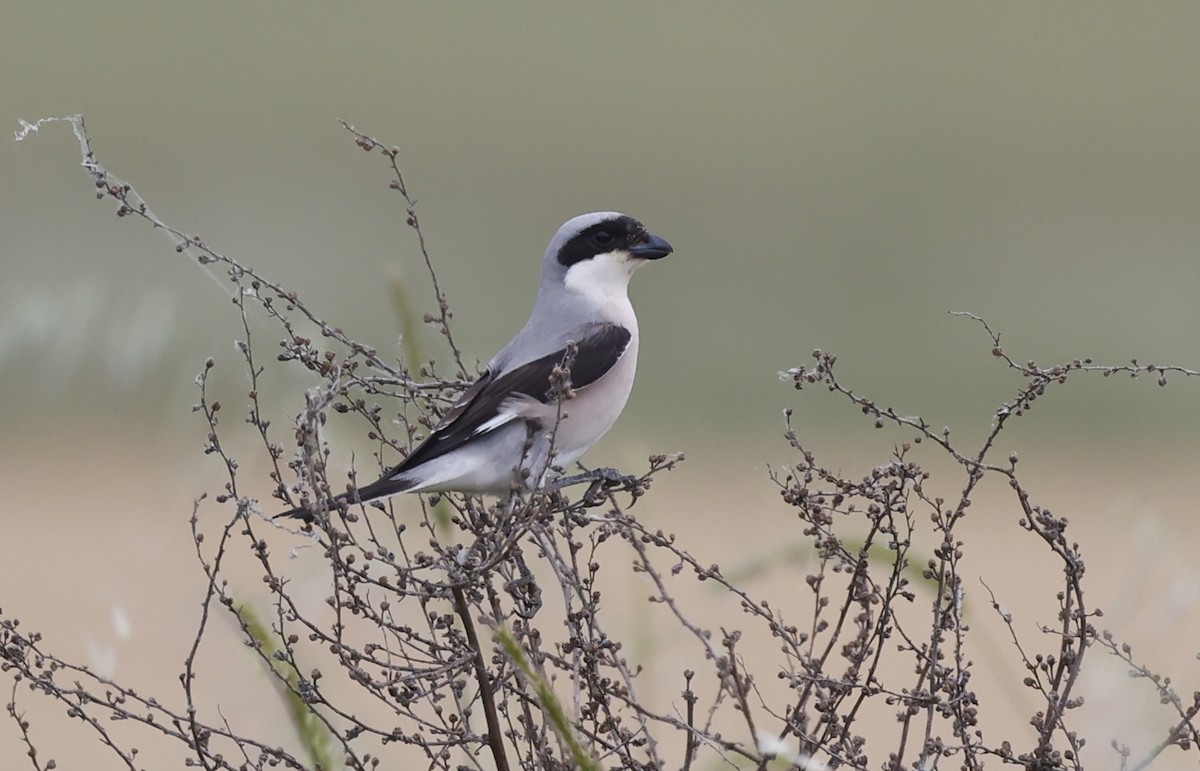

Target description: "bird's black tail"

left=274, top=501, right=322, bottom=522
left=274, top=474, right=418, bottom=523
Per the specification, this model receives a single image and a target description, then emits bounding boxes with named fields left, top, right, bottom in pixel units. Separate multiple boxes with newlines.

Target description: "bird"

left=278, top=211, right=673, bottom=522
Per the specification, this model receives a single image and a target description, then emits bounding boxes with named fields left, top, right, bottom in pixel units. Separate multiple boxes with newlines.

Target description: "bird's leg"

left=542, top=466, right=638, bottom=493
left=520, top=423, right=556, bottom=493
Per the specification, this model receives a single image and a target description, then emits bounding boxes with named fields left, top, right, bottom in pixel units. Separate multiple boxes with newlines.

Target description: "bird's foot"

left=543, top=467, right=637, bottom=502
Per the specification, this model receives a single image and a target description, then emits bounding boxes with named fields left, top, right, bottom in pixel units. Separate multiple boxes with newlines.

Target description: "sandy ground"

left=2, top=431, right=1198, bottom=769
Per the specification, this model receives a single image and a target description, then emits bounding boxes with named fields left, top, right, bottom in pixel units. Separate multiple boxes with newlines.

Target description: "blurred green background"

left=7, top=3, right=1200, bottom=457
left=4, top=4, right=1200, bottom=767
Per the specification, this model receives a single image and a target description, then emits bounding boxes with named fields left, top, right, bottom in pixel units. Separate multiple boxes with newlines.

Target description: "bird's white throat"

left=563, top=251, right=640, bottom=312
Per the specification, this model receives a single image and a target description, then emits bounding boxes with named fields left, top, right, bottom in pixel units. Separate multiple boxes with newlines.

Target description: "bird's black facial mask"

left=557, top=216, right=670, bottom=267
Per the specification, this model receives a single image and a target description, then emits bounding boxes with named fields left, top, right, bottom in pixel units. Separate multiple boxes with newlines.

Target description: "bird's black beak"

left=629, top=233, right=673, bottom=260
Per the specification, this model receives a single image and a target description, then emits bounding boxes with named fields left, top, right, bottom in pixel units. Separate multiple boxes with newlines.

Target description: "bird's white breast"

left=553, top=250, right=643, bottom=466
left=549, top=330, right=639, bottom=468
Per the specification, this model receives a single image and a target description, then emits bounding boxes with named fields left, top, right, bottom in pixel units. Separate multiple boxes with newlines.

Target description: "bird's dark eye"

left=592, top=230, right=614, bottom=247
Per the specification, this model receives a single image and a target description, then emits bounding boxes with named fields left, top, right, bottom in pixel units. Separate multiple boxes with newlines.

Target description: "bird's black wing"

left=388, top=322, right=632, bottom=474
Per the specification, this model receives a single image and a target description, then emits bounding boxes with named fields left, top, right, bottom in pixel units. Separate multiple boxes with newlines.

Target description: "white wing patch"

left=472, top=394, right=546, bottom=436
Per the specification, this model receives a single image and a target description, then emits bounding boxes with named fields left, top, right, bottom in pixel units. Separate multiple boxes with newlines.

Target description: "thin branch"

left=452, top=585, right=511, bottom=771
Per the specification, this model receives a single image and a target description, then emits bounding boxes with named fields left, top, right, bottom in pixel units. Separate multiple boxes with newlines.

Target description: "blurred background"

left=4, top=4, right=1200, bottom=767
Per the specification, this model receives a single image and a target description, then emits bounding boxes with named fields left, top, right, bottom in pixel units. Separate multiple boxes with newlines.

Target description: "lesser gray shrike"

left=279, top=212, right=672, bottom=522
